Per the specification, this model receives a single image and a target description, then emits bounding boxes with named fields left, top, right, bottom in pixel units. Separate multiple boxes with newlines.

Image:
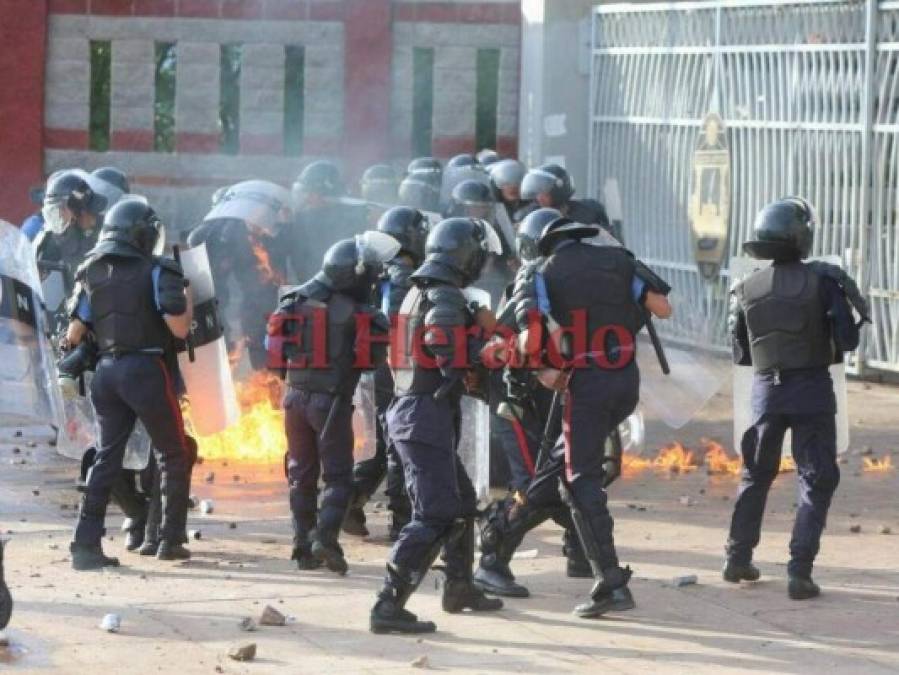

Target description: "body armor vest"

left=286, top=291, right=359, bottom=395
left=83, top=255, right=170, bottom=354
left=738, top=262, right=834, bottom=372
left=541, top=242, right=643, bottom=367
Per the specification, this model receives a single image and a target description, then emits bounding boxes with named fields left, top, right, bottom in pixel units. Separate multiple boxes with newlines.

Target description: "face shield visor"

left=519, top=169, right=560, bottom=201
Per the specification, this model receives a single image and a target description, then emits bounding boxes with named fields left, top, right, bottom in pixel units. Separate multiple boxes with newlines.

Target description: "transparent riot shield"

left=352, top=372, right=378, bottom=463
left=729, top=255, right=849, bottom=454
left=636, top=334, right=728, bottom=429
left=177, top=243, right=240, bottom=437
left=459, top=394, right=491, bottom=501
left=0, top=220, right=65, bottom=431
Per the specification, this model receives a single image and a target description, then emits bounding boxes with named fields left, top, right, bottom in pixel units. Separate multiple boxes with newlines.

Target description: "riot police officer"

left=489, top=159, right=527, bottom=221
left=398, top=173, right=441, bottom=214
left=725, top=198, right=866, bottom=600
left=475, top=208, right=592, bottom=598
left=290, top=160, right=369, bottom=282
left=344, top=207, right=427, bottom=540
left=476, top=148, right=500, bottom=168
left=67, top=198, right=194, bottom=569
left=370, top=217, right=505, bottom=635
left=36, top=170, right=108, bottom=296
left=504, top=216, right=672, bottom=617
left=517, top=164, right=612, bottom=236
left=268, top=232, right=398, bottom=574
left=91, top=166, right=131, bottom=204
left=360, top=164, right=399, bottom=205
left=406, top=157, right=443, bottom=189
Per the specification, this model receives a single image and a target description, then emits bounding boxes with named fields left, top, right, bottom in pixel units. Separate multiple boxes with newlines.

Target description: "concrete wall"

left=29, top=0, right=520, bottom=229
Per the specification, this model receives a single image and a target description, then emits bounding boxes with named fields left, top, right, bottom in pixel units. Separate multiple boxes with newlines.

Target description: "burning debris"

left=862, top=455, right=894, bottom=472
left=622, top=438, right=796, bottom=479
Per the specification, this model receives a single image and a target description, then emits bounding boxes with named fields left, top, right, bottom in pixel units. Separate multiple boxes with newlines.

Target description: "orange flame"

left=250, top=238, right=286, bottom=286
left=703, top=439, right=742, bottom=475
left=622, top=439, right=797, bottom=479
left=863, top=455, right=894, bottom=472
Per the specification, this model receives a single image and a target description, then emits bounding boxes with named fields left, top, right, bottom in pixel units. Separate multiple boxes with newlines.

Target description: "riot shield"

left=204, top=180, right=292, bottom=235
left=729, top=255, right=849, bottom=454
left=177, top=243, right=240, bottom=437
left=618, top=411, right=645, bottom=455
left=458, top=286, right=493, bottom=500
left=352, top=371, right=378, bottom=463
left=0, top=220, right=65, bottom=430
left=636, top=334, right=727, bottom=430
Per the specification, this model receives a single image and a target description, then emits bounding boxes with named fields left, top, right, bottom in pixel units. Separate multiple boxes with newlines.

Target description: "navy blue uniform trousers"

left=75, top=354, right=189, bottom=546
left=284, top=387, right=355, bottom=545
left=386, top=394, right=478, bottom=572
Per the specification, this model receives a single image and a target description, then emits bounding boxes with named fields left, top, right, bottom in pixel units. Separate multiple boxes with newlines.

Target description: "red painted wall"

left=0, top=0, right=48, bottom=224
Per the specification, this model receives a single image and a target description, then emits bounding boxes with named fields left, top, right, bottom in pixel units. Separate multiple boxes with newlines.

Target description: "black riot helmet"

left=97, top=197, right=166, bottom=257
left=447, top=153, right=479, bottom=170
left=294, top=160, right=344, bottom=199
left=406, top=157, right=442, bottom=186
left=415, top=217, right=504, bottom=287
left=537, top=216, right=600, bottom=257
left=448, top=179, right=495, bottom=220
left=518, top=208, right=561, bottom=262
left=42, top=170, right=108, bottom=234
left=376, top=206, right=427, bottom=265
left=489, top=159, right=526, bottom=191
left=314, top=231, right=401, bottom=300
left=92, top=167, right=130, bottom=195
left=398, top=174, right=441, bottom=213
left=743, top=197, right=816, bottom=261
left=360, top=164, right=398, bottom=204
left=520, top=164, right=574, bottom=206
left=476, top=148, right=500, bottom=167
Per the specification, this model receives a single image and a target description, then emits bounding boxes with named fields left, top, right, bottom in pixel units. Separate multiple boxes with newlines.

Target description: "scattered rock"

left=14, top=430, right=22, bottom=438
left=678, top=496, right=694, bottom=507
left=228, top=643, right=256, bottom=662
left=31, top=489, right=40, bottom=497
left=260, top=538, right=277, bottom=545
left=673, top=575, right=698, bottom=587
left=204, top=472, right=215, bottom=484
left=721, top=495, right=730, bottom=501
left=11, top=448, right=20, bottom=454
left=410, top=655, right=430, bottom=669
left=47, top=543, right=58, bottom=550
left=200, top=499, right=214, bottom=515
left=99, top=614, right=121, bottom=633
left=849, top=524, right=862, bottom=534
left=189, top=529, right=202, bottom=540
left=374, top=501, right=384, bottom=509
left=232, top=475, right=241, bottom=483
left=195, top=455, right=204, bottom=465
left=215, top=667, right=224, bottom=673
left=238, top=617, right=257, bottom=632
left=879, top=525, right=892, bottom=535
left=228, top=522, right=237, bottom=530
left=259, top=605, right=286, bottom=627
left=849, top=512, right=860, bottom=518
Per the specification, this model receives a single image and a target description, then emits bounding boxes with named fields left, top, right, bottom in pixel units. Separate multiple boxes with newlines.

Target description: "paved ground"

left=1, top=379, right=897, bottom=674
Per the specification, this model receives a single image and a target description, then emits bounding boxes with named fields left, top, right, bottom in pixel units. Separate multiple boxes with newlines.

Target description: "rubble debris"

left=228, top=643, right=256, bottom=662
left=232, top=475, right=241, bottom=483
left=99, top=614, right=121, bottom=633
left=238, top=617, right=257, bottom=632
left=673, top=575, right=698, bottom=587
left=849, top=524, right=862, bottom=534
left=188, top=496, right=198, bottom=509
left=200, top=500, right=214, bottom=515
left=204, top=472, right=215, bottom=484
left=189, top=530, right=202, bottom=540
left=259, top=605, right=286, bottom=626
left=410, top=655, right=430, bottom=669
left=678, top=496, right=694, bottom=507
left=879, top=525, right=892, bottom=535
left=229, top=522, right=237, bottom=530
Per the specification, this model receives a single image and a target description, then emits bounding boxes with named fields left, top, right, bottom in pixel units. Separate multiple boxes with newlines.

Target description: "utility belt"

left=99, top=348, right=165, bottom=360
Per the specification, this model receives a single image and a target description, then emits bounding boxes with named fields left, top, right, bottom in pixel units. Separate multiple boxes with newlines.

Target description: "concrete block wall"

left=39, top=0, right=520, bottom=229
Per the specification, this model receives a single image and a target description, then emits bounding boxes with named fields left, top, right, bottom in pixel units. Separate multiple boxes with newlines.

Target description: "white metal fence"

left=588, top=0, right=899, bottom=372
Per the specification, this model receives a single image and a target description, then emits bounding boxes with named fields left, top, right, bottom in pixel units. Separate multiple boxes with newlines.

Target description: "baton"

left=319, top=392, right=345, bottom=442
left=533, top=388, right=564, bottom=474
left=172, top=245, right=195, bottom=363
left=644, top=310, right=670, bottom=375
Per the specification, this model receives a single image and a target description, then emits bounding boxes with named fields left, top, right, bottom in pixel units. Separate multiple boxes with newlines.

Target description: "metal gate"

left=588, top=0, right=899, bottom=373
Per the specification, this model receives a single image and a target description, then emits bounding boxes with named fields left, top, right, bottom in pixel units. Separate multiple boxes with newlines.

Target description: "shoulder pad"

left=425, top=285, right=467, bottom=310
left=424, top=286, right=469, bottom=326
left=806, top=260, right=843, bottom=281
left=278, top=285, right=303, bottom=304
left=359, top=305, right=391, bottom=333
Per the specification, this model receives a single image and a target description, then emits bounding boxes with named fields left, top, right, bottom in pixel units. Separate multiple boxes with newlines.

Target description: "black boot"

left=138, top=539, right=159, bottom=556
left=0, top=541, right=12, bottom=630
left=311, top=530, right=348, bottom=576
left=473, top=498, right=548, bottom=598
left=342, top=504, right=369, bottom=537
left=371, top=563, right=436, bottom=634
left=157, top=541, right=191, bottom=561
left=574, top=565, right=633, bottom=618
left=442, top=518, right=503, bottom=614
left=291, top=544, right=322, bottom=571
left=788, top=575, right=820, bottom=600
left=123, top=518, right=146, bottom=552
left=723, top=559, right=761, bottom=583
left=70, top=542, right=120, bottom=571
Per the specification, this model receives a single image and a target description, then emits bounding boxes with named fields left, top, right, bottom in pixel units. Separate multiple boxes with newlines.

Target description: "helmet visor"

left=356, top=230, right=402, bottom=266
left=476, top=219, right=504, bottom=256
left=41, top=199, right=69, bottom=235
